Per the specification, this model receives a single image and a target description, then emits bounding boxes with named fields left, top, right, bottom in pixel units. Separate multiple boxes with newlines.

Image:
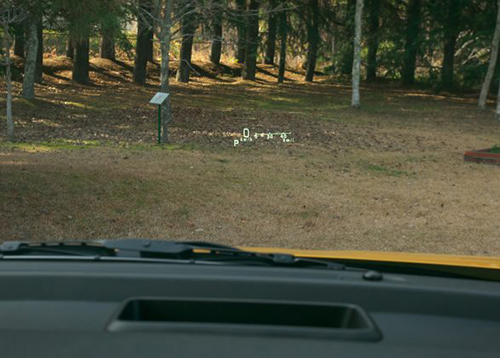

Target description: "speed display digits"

left=234, top=128, right=295, bottom=147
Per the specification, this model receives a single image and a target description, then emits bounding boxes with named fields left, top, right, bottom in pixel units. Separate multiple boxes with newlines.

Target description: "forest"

left=2, top=1, right=500, bottom=128
left=1, top=0, right=500, bottom=255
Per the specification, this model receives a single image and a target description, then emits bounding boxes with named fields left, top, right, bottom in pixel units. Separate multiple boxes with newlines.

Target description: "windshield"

left=1, top=0, right=499, bottom=263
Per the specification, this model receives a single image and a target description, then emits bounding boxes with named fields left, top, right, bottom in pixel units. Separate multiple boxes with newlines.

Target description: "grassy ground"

left=1, top=57, right=500, bottom=255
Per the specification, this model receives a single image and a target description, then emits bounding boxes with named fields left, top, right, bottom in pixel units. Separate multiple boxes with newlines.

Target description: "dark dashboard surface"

left=0, top=260, right=499, bottom=358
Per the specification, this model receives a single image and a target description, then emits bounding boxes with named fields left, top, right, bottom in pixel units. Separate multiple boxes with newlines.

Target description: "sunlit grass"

left=0, top=139, right=101, bottom=152
left=0, top=139, right=199, bottom=152
left=364, top=164, right=408, bottom=177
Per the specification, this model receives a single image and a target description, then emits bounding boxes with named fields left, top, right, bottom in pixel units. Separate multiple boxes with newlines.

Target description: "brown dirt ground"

left=1, top=56, right=500, bottom=256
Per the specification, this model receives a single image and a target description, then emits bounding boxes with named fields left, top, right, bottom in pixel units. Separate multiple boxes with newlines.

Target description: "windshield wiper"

left=0, top=239, right=366, bottom=273
left=0, top=241, right=113, bottom=257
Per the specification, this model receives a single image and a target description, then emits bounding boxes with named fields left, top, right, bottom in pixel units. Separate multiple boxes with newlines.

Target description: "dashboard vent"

left=108, top=298, right=381, bottom=341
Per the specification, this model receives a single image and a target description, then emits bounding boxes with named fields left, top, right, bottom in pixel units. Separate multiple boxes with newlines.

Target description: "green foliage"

left=115, top=31, right=134, bottom=59
left=371, top=40, right=403, bottom=80
left=490, top=146, right=500, bottom=154
left=459, top=61, right=489, bottom=91
left=50, top=0, right=126, bottom=41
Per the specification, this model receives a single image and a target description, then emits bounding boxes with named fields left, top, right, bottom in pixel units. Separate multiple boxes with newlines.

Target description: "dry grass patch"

left=1, top=142, right=500, bottom=256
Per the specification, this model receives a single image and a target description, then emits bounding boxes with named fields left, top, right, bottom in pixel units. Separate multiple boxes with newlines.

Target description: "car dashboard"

left=0, top=260, right=499, bottom=357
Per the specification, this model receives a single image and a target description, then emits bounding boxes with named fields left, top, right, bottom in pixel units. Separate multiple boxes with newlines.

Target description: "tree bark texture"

left=146, top=29, right=154, bottom=62
left=441, top=34, right=457, bottom=90
left=497, top=74, right=500, bottom=120
left=351, top=0, right=364, bottom=108
left=366, top=0, right=380, bottom=81
left=72, top=35, right=90, bottom=83
left=236, top=0, right=247, bottom=63
left=176, top=0, right=197, bottom=83
left=441, top=0, right=460, bottom=90
left=133, top=0, right=152, bottom=85
left=305, top=0, right=319, bottom=82
left=340, top=0, right=356, bottom=75
left=402, top=0, right=422, bottom=86
left=479, top=0, right=500, bottom=110
left=67, top=32, right=74, bottom=59
left=278, top=7, right=287, bottom=83
left=160, top=0, right=174, bottom=143
left=210, top=0, right=223, bottom=64
left=3, top=20, right=15, bottom=141
left=264, top=0, right=278, bottom=65
left=35, top=19, right=43, bottom=83
left=100, top=29, right=116, bottom=60
left=22, top=20, right=38, bottom=100
left=242, top=0, right=260, bottom=80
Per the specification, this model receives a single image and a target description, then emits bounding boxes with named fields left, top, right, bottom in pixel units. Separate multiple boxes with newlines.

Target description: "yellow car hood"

left=239, top=247, right=500, bottom=270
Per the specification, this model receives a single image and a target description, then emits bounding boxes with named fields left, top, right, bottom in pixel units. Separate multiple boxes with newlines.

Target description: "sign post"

left=149, top=92, right=170, bottom=144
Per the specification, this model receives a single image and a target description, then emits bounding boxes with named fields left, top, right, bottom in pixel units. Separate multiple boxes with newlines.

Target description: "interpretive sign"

left=149, top=92, right=170, bottom=144
left=150, top=92, right=169, bottom=105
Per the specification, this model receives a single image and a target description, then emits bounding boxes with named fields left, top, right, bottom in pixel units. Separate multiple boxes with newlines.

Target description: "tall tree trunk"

left=100, top=29, right=116, bottom=60
left=35, top=19, right=43, bottom=83
left=305, top=0, right=319, bottom=82
left=72, top=35, right=90, bottom=84
left=242, top=0, right=260, bottom=80
left=441, top=36, right=457, bottom=91
left=479, top=0, right=500, bottom=110
left=236, top=0, right=247, bottom=63
left=22, top=21, right=38, bottom=100
left=146, top=29, right=154, bottom=62
left=402, top=0, right=422, bottom=86
left=330, top=33, right=336, bottom=68
left=340, top=0, right=356, bottom=75
left=3, top=21, right=15, bottom=141
left=497, top=75, right=500, bottom=120
left=441, top=0, right=460, bottom=90
left=366, top=0, right=380, bottom=82
left=67, top=31, right=74, bottom=59
left=159, top=0, right=174, bottom=143
left=134, top=0, right=151, bottom=85
left=351, top=0, right=364, bottom=108
left=277, top=7, right=287, bottom=83
left=210, top=0, right=223, bottom=64
left=13, top=22, right=25, bottom=58
left=264, top=0, right=278, bottom=65
left=144, top=1, right=154, bottom=62
left=6, top=55, right=14, bottom=141
left=176, top=1, right=196, bottom=83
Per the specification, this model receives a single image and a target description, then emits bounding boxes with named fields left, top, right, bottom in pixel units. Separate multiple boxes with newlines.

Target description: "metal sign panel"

left=149, top=92, right=169, bottom=105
